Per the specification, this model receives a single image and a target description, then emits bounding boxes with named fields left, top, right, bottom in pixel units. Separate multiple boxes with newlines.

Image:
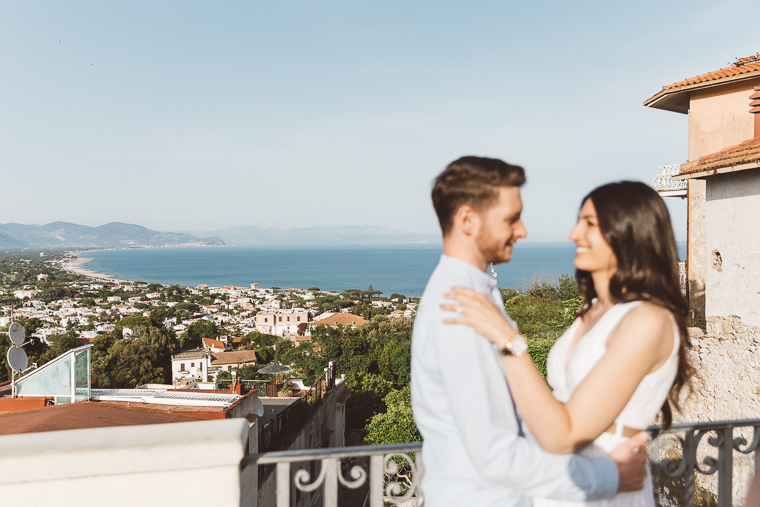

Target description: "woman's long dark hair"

left=575, top=181, right=693, bottom=428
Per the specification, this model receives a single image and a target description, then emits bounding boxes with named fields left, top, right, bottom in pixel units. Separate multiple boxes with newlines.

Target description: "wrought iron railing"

left=242, top=442, right=423, bottom=507
left=653, top=165, right=688, bottom=193
left=647, top=418, right=760, bottom=507
left=216, top=378, right=267, bottom=396
left=245, top=419, right=760, bottom=507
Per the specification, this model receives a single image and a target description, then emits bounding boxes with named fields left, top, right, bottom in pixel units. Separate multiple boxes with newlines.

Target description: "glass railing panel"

left=74, top=349, right=90, bottom=402
left=16, top=354, right=72, bottom=399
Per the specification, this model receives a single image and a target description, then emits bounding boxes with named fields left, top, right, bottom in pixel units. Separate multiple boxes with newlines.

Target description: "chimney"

left=751, top=86, right=760, bottom=138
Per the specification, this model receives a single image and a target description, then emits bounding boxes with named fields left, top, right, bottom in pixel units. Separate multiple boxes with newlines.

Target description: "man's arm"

left=437, top=321, right=619, bottom=501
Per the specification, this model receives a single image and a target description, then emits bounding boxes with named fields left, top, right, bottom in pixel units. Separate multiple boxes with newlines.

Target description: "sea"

left=79, top=242, right=686, bottom=296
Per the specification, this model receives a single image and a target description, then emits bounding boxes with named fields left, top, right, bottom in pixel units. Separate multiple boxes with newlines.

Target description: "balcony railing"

left=647, top=418, right=760, bottom=507
left=216, top=378, right=268, bottom=396
left=653, top=165, right=687, bottom=196
left=242, top=442, right=423, bottom=507
left=244, top=418, right=760, bottom=507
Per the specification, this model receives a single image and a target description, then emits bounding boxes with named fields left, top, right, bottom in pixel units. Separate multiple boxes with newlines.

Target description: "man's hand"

left=609, top=432, right=648, bottom=493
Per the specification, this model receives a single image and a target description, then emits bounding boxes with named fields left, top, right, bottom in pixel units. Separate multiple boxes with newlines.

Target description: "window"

left=264, top=317, right=267, bottom=322
left=191, top=362, right=194, bottom=368
left=279, top=316, right=282, bottom=322
left=180, top=363, right=185, bottom=371
left=297, top=316, right=300, bottom=321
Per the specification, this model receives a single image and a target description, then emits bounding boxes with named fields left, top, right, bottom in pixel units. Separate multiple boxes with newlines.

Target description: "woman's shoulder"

left=612, top=301, right=675, bottom=350
left=621, top=300, right=672, bottom=324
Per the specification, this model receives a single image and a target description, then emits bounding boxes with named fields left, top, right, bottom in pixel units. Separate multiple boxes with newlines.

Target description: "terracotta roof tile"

left=310, top=313, right=367, bottom=328
left=645, top=53, right=760, bottom=112
left=173, top=349, right=207, bottom=360
left=210, top=350, right=258, bottom=366
left=664, top=54, right=760, bottom=90
left=203, top=337, right=226, bottom=349
left=679, top=137, right=760, bottom=176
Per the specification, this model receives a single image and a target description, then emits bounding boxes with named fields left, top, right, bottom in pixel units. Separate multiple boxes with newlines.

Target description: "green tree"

left=378, top=337, right=411, bottom=389
left=346, top=373, right=394, bottom=429
left=92, top=324, right=178, bottom=388
left=115, top=315, right=152, bottom=330
left=364, top=385, right=421, bottom=445
left=557, top=273, right=580, bottom=300
left=179, top=319, right=219, bottom=349
left=39, top=332, right=79, bottom=364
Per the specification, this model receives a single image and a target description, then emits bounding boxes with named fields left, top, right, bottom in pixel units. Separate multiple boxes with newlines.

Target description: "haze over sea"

left=80, top=243, right=686, bottom=296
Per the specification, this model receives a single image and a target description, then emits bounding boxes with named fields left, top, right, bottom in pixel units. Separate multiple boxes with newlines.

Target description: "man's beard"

left=475, top=229, right=514, bottom=265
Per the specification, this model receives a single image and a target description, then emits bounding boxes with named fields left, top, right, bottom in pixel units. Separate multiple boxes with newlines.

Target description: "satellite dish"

left=8, top=322, right=25, bottom=346
left=257, top=398, right=264, bottom=418
left=7, top=347, right=28, bottom=373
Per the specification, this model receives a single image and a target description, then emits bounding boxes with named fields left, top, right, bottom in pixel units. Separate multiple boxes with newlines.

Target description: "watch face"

left=513, top=336, right=528, bottom=355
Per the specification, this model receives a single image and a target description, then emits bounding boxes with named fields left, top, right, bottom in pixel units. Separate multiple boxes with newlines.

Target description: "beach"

left=62, top=255, right=127, bottom=283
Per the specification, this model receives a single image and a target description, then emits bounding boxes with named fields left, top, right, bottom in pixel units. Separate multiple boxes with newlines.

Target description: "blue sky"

left=1, top=1, right=756, bottom=241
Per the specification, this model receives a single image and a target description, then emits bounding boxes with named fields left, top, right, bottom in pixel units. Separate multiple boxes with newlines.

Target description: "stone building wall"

left=673, top=317, right=760, bottom=505
left=686, top=179, right=706, bottom=321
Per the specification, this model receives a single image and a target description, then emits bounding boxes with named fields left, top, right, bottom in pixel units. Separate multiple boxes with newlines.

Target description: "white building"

left=171, top=349, right=209, bottom=383
left=254, top=309, right=309, bottom=336
left=202, top=337, right=227, bottom=353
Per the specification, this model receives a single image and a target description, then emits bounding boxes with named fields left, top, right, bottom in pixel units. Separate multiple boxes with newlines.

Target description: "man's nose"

left=515, top=220, right=527, bottom=239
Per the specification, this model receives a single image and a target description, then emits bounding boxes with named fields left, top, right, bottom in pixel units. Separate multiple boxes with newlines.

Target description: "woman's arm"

left=442, top=287, right=674, bottom=454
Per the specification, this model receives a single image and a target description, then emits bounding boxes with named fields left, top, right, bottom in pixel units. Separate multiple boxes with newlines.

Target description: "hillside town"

left=2, top=34, right=760, bottom=506
left=0, top=251, right=417, bottom=385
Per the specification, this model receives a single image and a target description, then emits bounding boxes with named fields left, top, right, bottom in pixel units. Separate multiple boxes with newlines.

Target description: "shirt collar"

left=439, top=254, right=498, bottom=289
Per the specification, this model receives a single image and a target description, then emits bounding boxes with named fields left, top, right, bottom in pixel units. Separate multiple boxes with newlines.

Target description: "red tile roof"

left=203, top=337, right=226, bottom=350
left=664, top=54, right=760, bottom=90
left=644, top=53, right=760, bottom=113
left=311, top=313, right=367, bottom=328
left=678, top=137, right=760, bottom=177
left=210, top=350, right=258, bottom=366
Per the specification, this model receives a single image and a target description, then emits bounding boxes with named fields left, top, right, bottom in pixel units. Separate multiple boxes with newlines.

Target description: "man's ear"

left=453, top=205, right=480, bottom=237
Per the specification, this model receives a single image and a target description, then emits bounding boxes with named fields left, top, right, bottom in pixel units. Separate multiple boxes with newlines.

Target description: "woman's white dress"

left=533, top=301, right=680, bottom=507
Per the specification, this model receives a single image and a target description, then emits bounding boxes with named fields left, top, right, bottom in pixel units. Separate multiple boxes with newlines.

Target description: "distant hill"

left=183, top=225, right=441, bottom=246
left=0, top=222, right=439, bottom=250
left=0, top=222, right=226, bottom=249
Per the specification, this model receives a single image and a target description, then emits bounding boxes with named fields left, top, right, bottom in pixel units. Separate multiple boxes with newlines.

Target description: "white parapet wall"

left=0, top=419, right=249, bottom=507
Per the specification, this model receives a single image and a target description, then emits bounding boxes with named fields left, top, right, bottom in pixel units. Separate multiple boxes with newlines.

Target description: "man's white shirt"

left=411, top=254, right=618, bottom=506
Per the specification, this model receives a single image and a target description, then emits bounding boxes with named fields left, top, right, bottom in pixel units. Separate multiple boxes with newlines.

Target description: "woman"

left=442, top=181, right=693, bottom=507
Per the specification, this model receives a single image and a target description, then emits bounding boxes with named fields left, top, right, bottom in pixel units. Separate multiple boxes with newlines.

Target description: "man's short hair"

left=432, top=156, right=526, bottom=235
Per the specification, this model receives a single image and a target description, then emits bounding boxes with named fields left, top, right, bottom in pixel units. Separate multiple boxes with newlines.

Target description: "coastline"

left=61, top=243, right=582, bottom=295
left=62, top=252, right=128, bottom=283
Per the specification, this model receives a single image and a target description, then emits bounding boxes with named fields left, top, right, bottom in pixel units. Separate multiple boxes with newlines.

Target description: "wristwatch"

left=500, top=334, right=528, bottom=357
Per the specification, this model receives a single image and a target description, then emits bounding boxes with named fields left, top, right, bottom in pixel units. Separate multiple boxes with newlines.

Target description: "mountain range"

left=0, top=222, right=225, bottom=249
left=0, top=222, right=439, bottom=249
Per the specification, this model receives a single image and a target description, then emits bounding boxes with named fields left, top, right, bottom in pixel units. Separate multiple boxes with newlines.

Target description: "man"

left=411, top=156, right=647, bottom=506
